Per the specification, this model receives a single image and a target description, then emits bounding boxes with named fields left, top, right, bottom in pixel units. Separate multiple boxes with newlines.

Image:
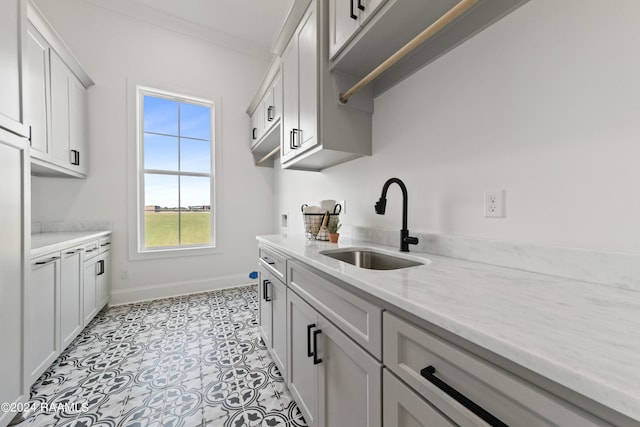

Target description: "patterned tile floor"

left=15, top=285, right=307, bottom=427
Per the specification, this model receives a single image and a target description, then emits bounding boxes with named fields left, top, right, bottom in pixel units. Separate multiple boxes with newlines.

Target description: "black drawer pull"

left=262, top=279, right=271, bottom=302
left=350, top=0, right=357, bottom=19
left=312, top=329, right=322, bottom=365
left=35, top=256, right=59, bottom=266
left=261, top=256, right=275, bottom=265
left=267, top=106, right=274, bottom=121
left=420, top=366, right=508, bottom=427
left=307, top=324, right=316, bottom=357
left=357, top=0, right=365, bottom=11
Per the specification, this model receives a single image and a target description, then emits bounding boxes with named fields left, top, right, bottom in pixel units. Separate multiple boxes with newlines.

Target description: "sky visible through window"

left=143, top=96, right=211, bottom=209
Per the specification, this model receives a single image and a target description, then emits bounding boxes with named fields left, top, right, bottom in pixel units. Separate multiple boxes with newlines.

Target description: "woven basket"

left=301, top=204, right=341, bottom=240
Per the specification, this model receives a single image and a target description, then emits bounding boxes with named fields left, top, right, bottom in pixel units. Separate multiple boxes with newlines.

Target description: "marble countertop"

left=31, top=230, right=111, bottom=258
left=257, top=234, right=640, bottom=422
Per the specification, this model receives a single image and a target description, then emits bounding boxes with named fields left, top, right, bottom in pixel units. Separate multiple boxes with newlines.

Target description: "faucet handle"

left=404, top=236, right=419, bottom=245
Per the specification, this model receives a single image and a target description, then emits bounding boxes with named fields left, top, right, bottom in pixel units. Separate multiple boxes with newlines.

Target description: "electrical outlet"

left=484, top=190, right=505, bottom=218
left=339, top=200, right=346, bottom=214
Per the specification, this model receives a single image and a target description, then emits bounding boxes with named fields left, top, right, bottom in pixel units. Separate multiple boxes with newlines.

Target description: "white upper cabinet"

left=0, top=0, right=28, bottom=137
left=26, top=1, right=93, bottom=178
left=330, top=0, right=529, bottom=96
left=281, top=6, right=318, bottom=165
left=25, top=24, right=49, bottom=160
left=247, top=66, right=284, bottom=167
left=329, top=0, right=386, bottom=59
left=280, top=0, right=372, bottom=171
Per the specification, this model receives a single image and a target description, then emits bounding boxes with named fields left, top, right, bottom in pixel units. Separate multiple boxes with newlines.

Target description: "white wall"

left=31, top=0, right=276, bottom=302
left=276, top=0, right=640, bottom=255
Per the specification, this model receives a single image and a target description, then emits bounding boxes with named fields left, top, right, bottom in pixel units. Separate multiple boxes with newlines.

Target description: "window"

left=137, top=88, right=215, bottom=252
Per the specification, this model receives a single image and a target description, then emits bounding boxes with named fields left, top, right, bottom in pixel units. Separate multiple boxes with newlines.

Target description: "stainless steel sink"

left=319, top=248, right=425, bottom=270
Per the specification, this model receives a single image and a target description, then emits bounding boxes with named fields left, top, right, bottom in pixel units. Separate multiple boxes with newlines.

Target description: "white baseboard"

left=109, top=273, right=255, bottom=306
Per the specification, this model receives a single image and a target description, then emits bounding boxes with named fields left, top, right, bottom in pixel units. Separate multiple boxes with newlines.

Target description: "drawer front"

left=99, top=235, right=111, bottom=253
left=383, top=369, right=456, bottom=427
left=288, top=260, right=382, bottom=359
left=259, top=245, right=286, bottom=283
left=383, top=312, right=608, bottom=427
left=83, top=240, right=100, bottom=259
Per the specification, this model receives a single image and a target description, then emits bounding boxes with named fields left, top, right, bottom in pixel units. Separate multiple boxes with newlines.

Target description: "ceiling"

left=82, top=0, right=295, bottom=59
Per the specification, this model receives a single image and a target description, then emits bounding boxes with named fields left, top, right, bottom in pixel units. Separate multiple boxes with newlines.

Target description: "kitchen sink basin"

left=319, top=248, right=425, bottom=270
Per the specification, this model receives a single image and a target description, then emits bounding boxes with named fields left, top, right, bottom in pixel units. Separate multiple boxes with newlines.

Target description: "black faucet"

left=374, top=178, right=419, bottom=252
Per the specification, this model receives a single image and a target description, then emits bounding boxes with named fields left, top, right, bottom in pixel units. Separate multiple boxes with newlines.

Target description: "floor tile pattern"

left=16, top=285, right=307, bottom=427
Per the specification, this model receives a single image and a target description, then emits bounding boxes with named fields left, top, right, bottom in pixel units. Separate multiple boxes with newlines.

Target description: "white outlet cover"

left=484, top=190, right=505, bottom=218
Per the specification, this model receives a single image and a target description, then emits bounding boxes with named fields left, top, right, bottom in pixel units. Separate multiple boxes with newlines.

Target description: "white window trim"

left=127, top=78, right=223, bottom=260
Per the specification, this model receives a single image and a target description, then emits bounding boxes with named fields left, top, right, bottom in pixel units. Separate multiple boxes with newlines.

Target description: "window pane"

left=180, top=176, right=211, bottom=245
left=180, top=102, right=211, bottom=140
left=180, top=138, right=211, bottom=173
left=144, top=96, right=178, bottom=135
left=144, top=174, right=179, bottom=248
left=144, top=133, right=178, bottom=171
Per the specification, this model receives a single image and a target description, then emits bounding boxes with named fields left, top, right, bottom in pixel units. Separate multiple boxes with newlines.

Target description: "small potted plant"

left=327, top=216, right=341, bottom=243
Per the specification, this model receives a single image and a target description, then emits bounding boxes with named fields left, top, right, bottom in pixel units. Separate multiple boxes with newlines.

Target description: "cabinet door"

left=28, top=255, right=60, bottom=384
left=83, top=257, right=98, bottom=326
left=296, top=6, right=318, bottom=154
left=96, top=251, right=110, bottom=309
left=329, top=0, right=360, bottom=59
left=272, top=72, right=283, bottom=125
left=60, top=248, right=83, bottom=349
left=262, top=86, right=275, bottom=132
left=0, top=0, right=25, bottom=134
left=0, top=131, right=27, bottom=426
left=250, top=108, right=261, bottom=146
left=259, top=269, right=273, bottom=349
left=383, top=369, right=456, bottom=427
left=271, top=279, right=287, bottom=378
left=50, top=49, right=71, bottom=169
left=287, top=289, right=319, bottom=427
left=69, top=76, right=87, bottom=174
left=317, top=314, right=382, bottom=427
left=25, top=25, right=50, bottom=159
left=281, top=36, right=298, bottom=163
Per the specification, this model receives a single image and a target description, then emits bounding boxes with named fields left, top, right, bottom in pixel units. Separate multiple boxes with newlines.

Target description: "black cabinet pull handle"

left=261, top=256, right=275, bottom=265
left=262, top=279, right=272, bottom=302
left=267, top=106, right=274, bottom=121
left=420, top=366, right=508, bottom=427
left=307, top=323, right=316, bottom=357
left=70, top=149, right=80, bottom=166
left=289, top=130, right=294, bottom=149
left=350, top=0, right=357, bottom=19
left=357, top=0, right=365, bottom=11
left=97, top=259, right=105, bottom=276
left=312, top=329, right=322, bottom=365
left=252, top=127, right=257, bottom=140
left=35, top=256, right=60, bottom=266
left=291, top=129, right=299, bottom=148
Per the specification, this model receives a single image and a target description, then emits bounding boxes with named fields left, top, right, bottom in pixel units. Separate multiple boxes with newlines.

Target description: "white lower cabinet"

left=0, top=131, right=28, bottom=427
left=287, top=289, right=381, bottom=427
left=59, top=248, right=83, bottom=349
left=383, top=369, right=455, bottom=427
left=96, top=250, right=110, bottom=309
left=259, top=266, right=288, bottom=377
left=383, top=312, right=609, bottom=427
left=28, top=253, right=61, bottom=384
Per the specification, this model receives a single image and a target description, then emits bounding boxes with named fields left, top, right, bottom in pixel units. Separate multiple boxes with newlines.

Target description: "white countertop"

left=31, top=230, right=111, bottom=257
left=257, top=234, right=640, bottom=422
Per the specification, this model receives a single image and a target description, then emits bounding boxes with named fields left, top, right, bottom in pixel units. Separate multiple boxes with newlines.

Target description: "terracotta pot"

left=328, top=233, right=339, bottom=243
